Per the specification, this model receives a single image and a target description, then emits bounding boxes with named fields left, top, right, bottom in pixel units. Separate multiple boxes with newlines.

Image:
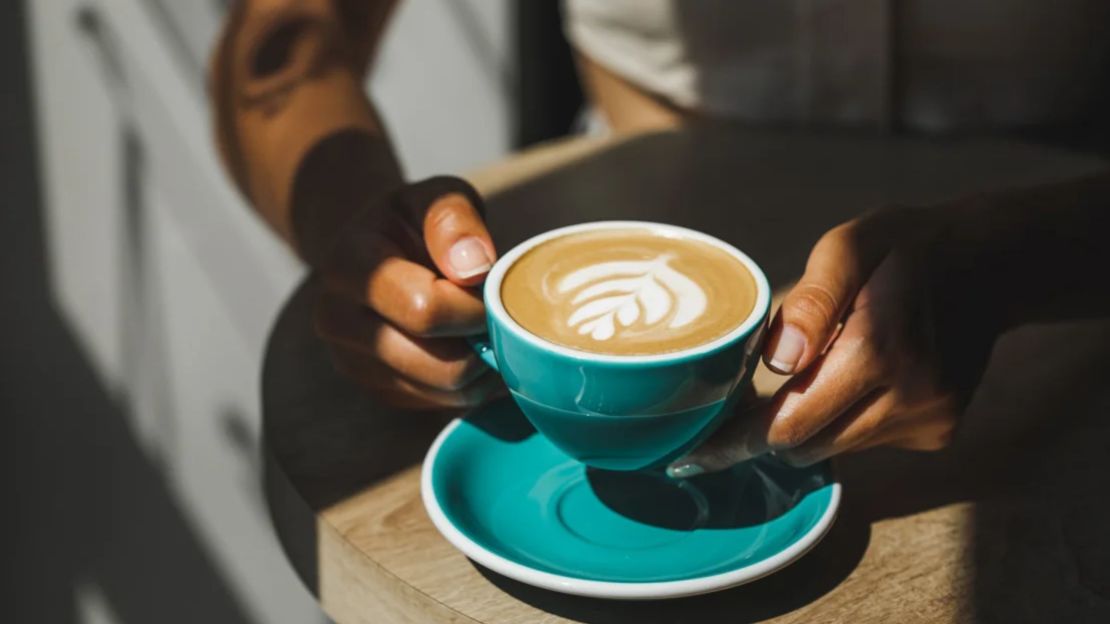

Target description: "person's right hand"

left=668, top=203, right=1001, bottom=475
left=312, top=176, right=506, bottom=409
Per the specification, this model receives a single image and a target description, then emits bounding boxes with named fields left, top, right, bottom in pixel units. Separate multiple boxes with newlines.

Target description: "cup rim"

left=484, top=221, right=772, bottom=364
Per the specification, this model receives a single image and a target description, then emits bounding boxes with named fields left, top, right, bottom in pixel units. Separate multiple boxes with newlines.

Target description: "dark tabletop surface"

left=261, top=127, right=1110, bottom=623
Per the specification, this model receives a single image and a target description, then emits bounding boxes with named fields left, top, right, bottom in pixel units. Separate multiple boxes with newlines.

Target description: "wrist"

left=290, top=132, right=403, bottom=268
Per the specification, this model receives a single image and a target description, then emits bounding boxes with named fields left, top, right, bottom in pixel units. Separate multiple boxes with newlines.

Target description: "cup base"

left=422, top=406, right=841, bottom=598
left=511, top=392, right=730, bottom=471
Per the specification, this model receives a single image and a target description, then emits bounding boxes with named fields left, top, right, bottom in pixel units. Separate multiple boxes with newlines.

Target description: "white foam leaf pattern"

left=617, top=300, right=639, bottom=326
left=566, top=295, right=631, bottom=327
left=638, top=278, right=670, bottom=324
left=570, top=277, right=646, bottom=305
left=556, top=255, right=707, bottom=341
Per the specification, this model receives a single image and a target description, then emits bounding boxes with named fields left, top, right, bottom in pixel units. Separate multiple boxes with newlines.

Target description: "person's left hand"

left=668, top=206, right=1000, bottom=476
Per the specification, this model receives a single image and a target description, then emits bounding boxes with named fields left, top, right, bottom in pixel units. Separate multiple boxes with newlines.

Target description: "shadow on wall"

left=0, top=2, right=266, bottom=622
left=0, top=279, right=257, bottom=624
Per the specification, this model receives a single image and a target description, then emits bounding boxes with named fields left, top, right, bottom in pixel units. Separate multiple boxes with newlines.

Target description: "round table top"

left=262, top=126, right=1110, bottom=623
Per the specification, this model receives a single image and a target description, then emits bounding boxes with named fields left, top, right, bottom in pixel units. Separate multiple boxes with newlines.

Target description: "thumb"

left=667, top=401, right=773, bottom=478
left=765, top=219, right=889, bottom=374
left=397, top=176, right=497, bottom=286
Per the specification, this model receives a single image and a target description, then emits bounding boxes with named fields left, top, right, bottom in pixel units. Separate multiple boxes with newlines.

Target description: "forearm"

left=209, top=0, right=401, bottom=265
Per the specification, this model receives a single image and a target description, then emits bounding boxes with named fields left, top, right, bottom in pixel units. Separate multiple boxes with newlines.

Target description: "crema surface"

left=501, top=229, right=757, bottom=355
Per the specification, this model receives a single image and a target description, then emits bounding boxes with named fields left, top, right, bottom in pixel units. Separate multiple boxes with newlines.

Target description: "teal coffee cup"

left=472, top=221, right=771, bottom=471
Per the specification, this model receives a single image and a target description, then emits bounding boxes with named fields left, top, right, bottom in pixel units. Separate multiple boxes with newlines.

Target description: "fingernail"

left=449, top=237, right=493, bottom=279
left=666, top=461, right=705, bottom=479
left=769, top=324, right=806, bottom=374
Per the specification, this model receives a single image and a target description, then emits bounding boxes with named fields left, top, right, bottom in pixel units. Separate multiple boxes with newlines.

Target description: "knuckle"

left=902, top=410, right=958, bottom=451
left=932, top=409, right=959, bottom=444
left=813, top=218, right=868, bottom=262
left=854, top=335, right=895, bottom=380
left=766, top=416, right=812, bottom=450
left=932, top=426, right=956, bottom=450
left=914, top=387, right=962, bottom=420
left=384, top=379, right=436, bottom=408
left=425, top=193, right=472, bottom=228
left=403, top=291, right=442, bottom=336
left=917, top=431, right=954, bottom=452
left=423, top=175, right=476, bottom=197
left=404, top=176, right=482, bottom=218
left=440, top=361, right=476, bottom=391
left=787, top=282, right=841, bottom=330
left=818, top=221, right=857, bottom=248
left=839, top=316, right=896, bottom=380
left=853, top=344, right=882, bottom=377
left=777, top=449, right=818, bottom=468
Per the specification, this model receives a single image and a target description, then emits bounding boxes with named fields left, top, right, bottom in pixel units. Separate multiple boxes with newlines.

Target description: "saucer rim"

left=420, top=418, right=842, bottom=600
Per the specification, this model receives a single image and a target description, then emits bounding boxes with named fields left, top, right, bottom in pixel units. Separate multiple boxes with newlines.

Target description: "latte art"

left=559, top=255, right=707, bottom=341
left=502, top=229, right=757, bottom=355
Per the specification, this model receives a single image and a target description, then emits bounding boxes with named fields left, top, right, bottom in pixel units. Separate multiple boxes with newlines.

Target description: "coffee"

left=501, top=229, right=757, bottom=355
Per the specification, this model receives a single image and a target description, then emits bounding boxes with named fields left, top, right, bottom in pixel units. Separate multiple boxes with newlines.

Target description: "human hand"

left=669, top=205, right=1002, bottom=475
left=313, top=176, right=506, bottom=409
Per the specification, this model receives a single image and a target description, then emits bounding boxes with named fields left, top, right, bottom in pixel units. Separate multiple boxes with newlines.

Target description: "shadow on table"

left=844, top=321, right=1110, bottom=622
left=262, top=283, right=455, bottom=596
left=469, top=320, right=1110, bottom=622
left=472, top=494, right=869, bottom=624
left=262, top=279, right=865, bottom=617
left=467, top=400, right=832, bottom=531
left=481, top=128, right=1110, bottom=621
left=459, top=405, right=859, bottom=622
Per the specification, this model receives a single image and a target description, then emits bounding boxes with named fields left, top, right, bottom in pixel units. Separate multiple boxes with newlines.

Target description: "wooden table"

left=262, top=126, right=1110, bottom=623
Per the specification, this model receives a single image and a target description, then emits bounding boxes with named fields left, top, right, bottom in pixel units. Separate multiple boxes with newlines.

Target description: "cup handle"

left=467, top=334, right=499, bottom=371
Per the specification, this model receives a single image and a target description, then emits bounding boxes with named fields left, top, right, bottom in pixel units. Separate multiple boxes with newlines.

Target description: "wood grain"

left=262, top=126, right=1110, bottom=623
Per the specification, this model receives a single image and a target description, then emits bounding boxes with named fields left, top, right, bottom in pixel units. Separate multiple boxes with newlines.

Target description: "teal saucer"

left=421, top=398, right=840, bottom=600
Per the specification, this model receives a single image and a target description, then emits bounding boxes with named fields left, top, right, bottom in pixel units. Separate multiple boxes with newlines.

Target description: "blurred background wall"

left=5, top=0, right=578, bottom=622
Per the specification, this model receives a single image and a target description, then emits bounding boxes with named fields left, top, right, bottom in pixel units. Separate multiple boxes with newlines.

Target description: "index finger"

left=393, top=176, right=497, bottom=286
left=324, top=227, right=486, bottom=337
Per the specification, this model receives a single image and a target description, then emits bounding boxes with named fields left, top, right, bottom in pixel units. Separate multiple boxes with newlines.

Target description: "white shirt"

left=565, top=0, right=1110, bottom=132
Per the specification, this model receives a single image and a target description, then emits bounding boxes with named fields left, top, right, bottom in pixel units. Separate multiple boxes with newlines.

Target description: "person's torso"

left=565, top=0, right=1110, bottom=133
